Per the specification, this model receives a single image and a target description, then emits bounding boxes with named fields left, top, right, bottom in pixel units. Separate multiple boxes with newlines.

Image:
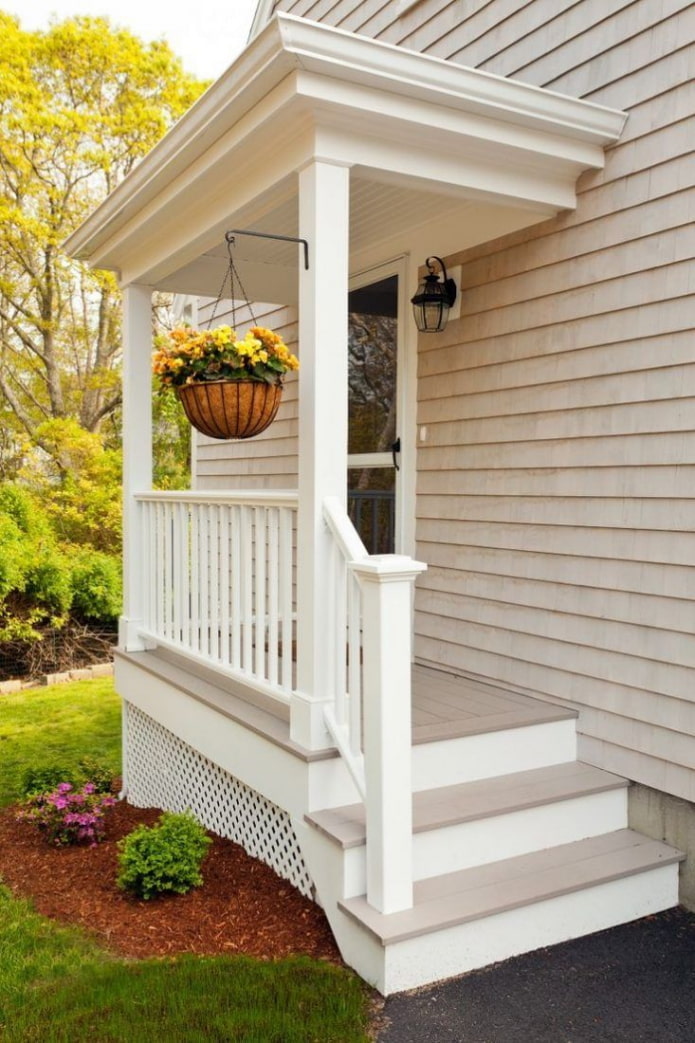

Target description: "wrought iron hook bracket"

left=225, top=229, right=310, bottom=270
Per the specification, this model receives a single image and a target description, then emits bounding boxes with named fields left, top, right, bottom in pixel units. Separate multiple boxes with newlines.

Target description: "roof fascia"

left=279, top=17, right=626, bottom=146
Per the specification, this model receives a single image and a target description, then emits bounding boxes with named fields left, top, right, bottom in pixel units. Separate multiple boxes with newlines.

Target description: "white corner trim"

left=249, top=0, right=276, bottom=41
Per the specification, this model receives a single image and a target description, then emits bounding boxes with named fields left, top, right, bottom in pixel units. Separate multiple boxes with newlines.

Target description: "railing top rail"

left=323, top=495, right=368, bottom=563
left=136, top=489, right=299, bottom=508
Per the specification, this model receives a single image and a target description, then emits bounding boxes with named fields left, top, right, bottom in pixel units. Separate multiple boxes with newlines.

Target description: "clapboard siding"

left=417, top=520, right=694, bottom=570
left=194, top=301, right=299, bottom=491
left=421, top=564, right=694, bottom=636
left=418, top=493, right=695, bottom=532
left=420, top=543, right=694, bottom=600
left=407, top=1, right=695, bottom=799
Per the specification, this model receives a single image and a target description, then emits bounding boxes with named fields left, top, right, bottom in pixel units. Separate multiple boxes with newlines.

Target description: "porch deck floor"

left=411, top=664, right=576, bottom=745
left=120, top=647, right=574, bottom=754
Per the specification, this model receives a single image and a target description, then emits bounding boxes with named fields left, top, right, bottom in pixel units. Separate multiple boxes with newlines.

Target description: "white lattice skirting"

left=123, top=701, right=314, bottom=899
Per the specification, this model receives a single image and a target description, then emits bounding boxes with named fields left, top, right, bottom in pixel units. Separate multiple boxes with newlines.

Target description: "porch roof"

left=64, top=13, right=626, bottom=300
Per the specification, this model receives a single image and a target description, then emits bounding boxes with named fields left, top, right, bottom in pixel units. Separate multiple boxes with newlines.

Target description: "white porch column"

left=118, top=283, right=153, bottom=651
left=292, top=159, right=350, bottom=749
left=352, top=555, right=427, bottom=914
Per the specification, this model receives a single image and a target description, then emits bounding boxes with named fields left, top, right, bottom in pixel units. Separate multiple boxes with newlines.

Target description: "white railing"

left=136, top=490, right=297, bottom=700
left=323, top=495, right=427, bottom=914
left=322, top=495, right=370, bottom=798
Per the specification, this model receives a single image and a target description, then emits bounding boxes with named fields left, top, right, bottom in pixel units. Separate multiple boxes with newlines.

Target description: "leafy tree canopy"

left=0, top=12, right=207, bottom=466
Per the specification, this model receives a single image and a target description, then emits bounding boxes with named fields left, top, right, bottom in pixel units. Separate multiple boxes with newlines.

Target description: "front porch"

left=63, top=12, right=683, bottom=993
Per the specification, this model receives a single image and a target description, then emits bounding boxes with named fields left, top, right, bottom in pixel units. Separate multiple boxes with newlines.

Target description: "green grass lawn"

left=0, top=677, right=121, bottom=806
left=0, top=886, right=370, bottom=1042
left=0, top=679, right=373, bottom=1041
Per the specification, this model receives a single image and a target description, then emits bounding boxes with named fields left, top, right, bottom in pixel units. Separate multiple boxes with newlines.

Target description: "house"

left=65, top=0, right=694, bottom=994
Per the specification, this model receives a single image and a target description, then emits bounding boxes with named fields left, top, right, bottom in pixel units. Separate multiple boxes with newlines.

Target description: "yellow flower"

left=153, top=323, right=298, bottom=389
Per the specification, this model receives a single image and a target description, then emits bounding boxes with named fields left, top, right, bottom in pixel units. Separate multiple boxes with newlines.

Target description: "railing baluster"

left=220, top=504, right=230, bottom=666
left=280, top=506, right=293, bottom=692
left=199, top=505, right=208, bottom=658
left=267, top=508, right=279, bottom=687
left=173, top=501, right=184, bottom=645
left=154, top=500, right=163, bottom=636
left=231, top=504, right=242, bottom=670
left=190, top=503, right=200, bottom=654
left=144, top=501, right=154, bottom=633
left=254, top=507, right=267, bottom=680
left=348, top=569, right=362, bottom=757
left=209, top=505, right=220, bottom=662
left=241, top=505, right=253, bottom=673
left=163, top=501, right=173, bottom=641
left=333, top=539, right=347, bottom=728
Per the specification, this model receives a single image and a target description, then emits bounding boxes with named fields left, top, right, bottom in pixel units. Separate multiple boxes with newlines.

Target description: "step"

left=412, top=709, right=578, bottom=790
left=306, top=762, right=629, bottom=885
left=337, top=829, right=684, bottom=994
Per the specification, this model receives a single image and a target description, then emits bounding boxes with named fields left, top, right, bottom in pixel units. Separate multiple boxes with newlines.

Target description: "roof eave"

left=64, top=13, right=627, bottom=266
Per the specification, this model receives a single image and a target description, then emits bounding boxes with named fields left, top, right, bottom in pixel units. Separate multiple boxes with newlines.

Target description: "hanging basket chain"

left=206, top=235, right=258, bottom=331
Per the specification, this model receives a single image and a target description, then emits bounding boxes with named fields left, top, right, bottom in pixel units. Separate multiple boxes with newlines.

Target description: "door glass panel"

left=347, top=274, right=399, bottom=554
left=347, top=275, right=398, bottom=456
left=348, top=468, right=395, bottom=556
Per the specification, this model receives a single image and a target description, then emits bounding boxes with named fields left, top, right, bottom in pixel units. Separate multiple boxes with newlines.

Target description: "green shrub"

left=69, top=550, right=122, bottom=623
left=116, top=811, right=212, bottom=900
left=77, top=756, right=116, bottom=794
left=0, top=482, right=72, bottom=638
left=21, top=764, right=74, bottom=797
left=25, top=554, right=73, bottom=615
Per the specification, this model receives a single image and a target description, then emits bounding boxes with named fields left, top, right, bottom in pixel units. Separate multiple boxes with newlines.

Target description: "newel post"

left=119, top=283, right=153, bottom=651
left=352, top=555, right=427, bottom=914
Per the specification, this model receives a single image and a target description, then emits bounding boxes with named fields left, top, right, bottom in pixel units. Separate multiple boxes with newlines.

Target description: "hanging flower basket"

left=177, top=379, right=283, bottom=440
left=153, top=324, right=299, bottom=440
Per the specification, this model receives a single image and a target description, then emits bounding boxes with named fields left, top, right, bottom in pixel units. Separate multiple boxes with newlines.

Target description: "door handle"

left=391, top=437, right=401, bottom=471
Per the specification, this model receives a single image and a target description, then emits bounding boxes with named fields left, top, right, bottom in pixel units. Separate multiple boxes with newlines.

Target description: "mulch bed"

left=0, top=799, right=341, bottom=963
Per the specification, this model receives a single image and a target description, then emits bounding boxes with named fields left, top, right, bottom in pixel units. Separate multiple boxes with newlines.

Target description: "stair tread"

left=412, top=703, right=576, bottom=743
left=307, top=762, right=629, bottom=848
left=411, top=666, right=577, bottom=743
left=338, top=829, right=684, bottom=945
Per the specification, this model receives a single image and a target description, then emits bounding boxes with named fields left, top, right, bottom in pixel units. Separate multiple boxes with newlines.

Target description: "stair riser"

left=378, top=863, right=679, bottom=994
left=413, top=719, right=577, bottom=791
left=415, top=787, right=628, bottom=878
left=336, top=788, right=628, bottom=896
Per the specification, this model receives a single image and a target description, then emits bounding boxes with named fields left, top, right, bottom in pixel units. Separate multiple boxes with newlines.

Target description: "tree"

left=20, top=419, right=122, bottom=553
left=0, top=13, right=206, bottom=464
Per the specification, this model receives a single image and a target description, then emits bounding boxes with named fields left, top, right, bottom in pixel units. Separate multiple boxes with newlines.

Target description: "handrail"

left=323, top=494, right=368, bottom=562
left=322, top=496, right=368, bottom=798
left=136, top=489, right=298, bottom=508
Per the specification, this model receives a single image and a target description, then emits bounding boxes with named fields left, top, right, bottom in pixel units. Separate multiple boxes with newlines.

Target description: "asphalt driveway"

left=376, top=906, right=695, bottom=1042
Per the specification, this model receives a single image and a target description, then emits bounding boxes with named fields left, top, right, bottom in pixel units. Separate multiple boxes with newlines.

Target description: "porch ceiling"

left=64, top=13, right=626, bottom=299
left=155, top=177, right=479, bottom=302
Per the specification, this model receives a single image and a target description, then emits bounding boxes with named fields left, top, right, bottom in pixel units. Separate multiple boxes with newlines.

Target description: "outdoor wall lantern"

left=410, top=256, right=458, bottom=332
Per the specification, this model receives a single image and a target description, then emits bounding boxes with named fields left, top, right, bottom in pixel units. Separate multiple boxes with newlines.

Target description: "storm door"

left=347, top=268, right=402, bottom=554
